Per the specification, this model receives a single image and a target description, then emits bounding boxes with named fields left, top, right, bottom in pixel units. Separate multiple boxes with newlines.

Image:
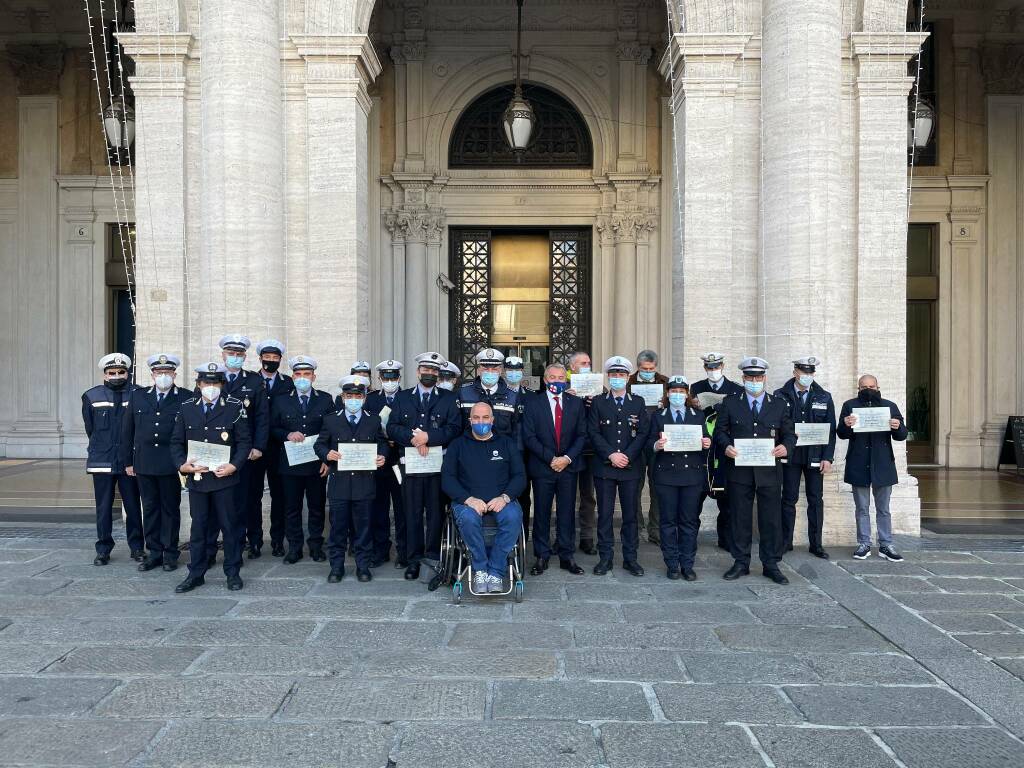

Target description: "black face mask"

left=261, top=359, right=280, bottom=373
left=419, top=374, right=438, bottom=388
left=858, top=388, right=881, bottom=404
left=106, top=377, right=128, bottom=390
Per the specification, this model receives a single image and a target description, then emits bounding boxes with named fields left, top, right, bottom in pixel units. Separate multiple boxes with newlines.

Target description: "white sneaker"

left=472, top=571, right=489, bottom=594
left=486, top=573, right=504, bottom=593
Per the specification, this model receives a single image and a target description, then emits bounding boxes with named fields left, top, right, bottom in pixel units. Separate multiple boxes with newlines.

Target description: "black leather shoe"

left=723, top=562, right=750, bottom=580
left=130, top=549, right=145, bottom=562
left=593, top=559, right=612, bottom=575
left=404, top=564, right=420, bottom=580
left=579, top=539, right=597, bottom=556
left=138, top=558, right=162, bottom=572
left=271, top=542, right=285, bottom=557
left=785, top=543, right=794, bottom=552
left=247, top=546, right=261, bottom=559
left=309, top=547, right=326, bottom=563
left=666, top=567, right=682, bottom=580
left=810, top=547, right=830, bottom=560
left=93, top=554, right=109, bottom=566
left=763, top=568, right=789, bottom=585
left=530, top=558, right=549, bottom=576
left=682, top=568, right=698, bottom=582
left=560, top=560, right=585, bottom=575
left=327, top=569, right=344, bottom=583
left=283, top=550, right=303, bottom=564
left=427, top=573, right=444, bottom=591
left=395, top=557, right=409, bottom=569
left=206, top=554, right=217, bottom=570
left=357, top=568, right=372, bottom=583
left=226, top=574, right=244, bottom=591
left=623, top=561, right=645, bottom=577
left=162, top=562, right=178, bottom=572
left=174, top=575, right=204, bottom=593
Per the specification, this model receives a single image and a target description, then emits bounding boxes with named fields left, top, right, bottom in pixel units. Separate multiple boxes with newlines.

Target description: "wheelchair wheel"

left=452, top=580, right=463, bottom=605
left=513, top=580, right=524, bottom=603
left=513, top=524, right=528, bottom=580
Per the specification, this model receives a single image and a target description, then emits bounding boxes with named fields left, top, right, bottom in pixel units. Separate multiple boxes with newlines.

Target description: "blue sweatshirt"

left=441, top=433, right=526, bottom=504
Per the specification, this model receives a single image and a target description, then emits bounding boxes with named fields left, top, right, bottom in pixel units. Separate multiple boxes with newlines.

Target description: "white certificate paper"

left=284, top=435, right=318, bottom=466
left=186, top=440, right=230, bottom=471
left=569, top=373, right=604, bottom=398
left=696, top=392, right=727, bottom=410
left=734, top=438, right=776, bottom=467
left=404, top=446, right=443, bottom=474
left=337, top=442, right=378, bottom=472
left=852, top=407, right=892, bottom=433
left=795, top=422, right=831, bottom=446
left=631, top=384, right=664, bottom=407
left=663, top=424, right=703, bottom=452
left=378, top=405, right=391, bottom=429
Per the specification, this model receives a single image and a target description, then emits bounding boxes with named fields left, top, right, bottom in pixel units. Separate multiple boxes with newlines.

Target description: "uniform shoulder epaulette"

left=183, top=397, right=197, bottom=405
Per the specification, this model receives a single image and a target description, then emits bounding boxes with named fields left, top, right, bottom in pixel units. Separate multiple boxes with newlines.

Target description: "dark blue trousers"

left=137, top=473, right=181, bottom=563
left=595, top=477, right=639, bottom=563
left=781, top=463, right=825, bottom=550
left=699, top=489, right=732, bottom=550
left=328, top=498, right=373, bottom=570
left=371, top=465, right=404, bottom=560
left=189, top=487, right=242, bottom=578
left=655, top=483, right=703, bottom=570
left=403, top=473, right=444, bottom=563
left=92, top=472, right=144, bottom=556
left=281, top=474, right=327, bottom=551
left=531, top=472, right=577, bottom=561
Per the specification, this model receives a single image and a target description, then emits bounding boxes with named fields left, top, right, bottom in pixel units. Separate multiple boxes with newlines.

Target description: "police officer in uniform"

left=216, top=335, right=270, bottom=563
left=316, top=376, right=388, bottom=582
left=650, top=376, right=711, bottom=580
left=171, top=363, right=252, bottom=592
left=690, top=352, right=745, bottom=551
left=271, top=355, right=334, bottom=563
left=438, top=360, right=462, bottom=392
left=503, top=355, right=533, bottom=531
left=588, top=356, right=651, bottom=576
left=715, top=357, right=795, bottom=585
left=255, top=339, right=294, bottom=557
left=364, top=360, right=405, bottom=567
left=627, top=349, right=669, bottom=545
left=84, top=353, right=145, bottom=565
left=566, top=350, right=599, bottom=555
left=386, top=352, right=461, bottom=581
left=773, top=356, right=835, bottom=559
left=121, top=354, right=188, bottom=572
left=457, top=348, right=521, bottom=438
left=349, top=361, right=373, bottom=391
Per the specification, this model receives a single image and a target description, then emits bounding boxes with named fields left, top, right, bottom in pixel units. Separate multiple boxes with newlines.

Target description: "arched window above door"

left=448, top=84, right=593, bottom=169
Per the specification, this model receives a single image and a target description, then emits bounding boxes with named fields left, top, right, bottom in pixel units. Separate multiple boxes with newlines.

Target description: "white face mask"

left=437, top=380, right=455, bottom=391
left=154, top=374, right=173, bottom=391
left=201, top=385, right=221, bottom=402
left=382, top=380, right=401, bottom=394
left=707, top=369, right=723, bottom=383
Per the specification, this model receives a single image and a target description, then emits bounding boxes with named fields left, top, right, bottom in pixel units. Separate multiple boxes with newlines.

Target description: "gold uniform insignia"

left=221, top=431, right=229, bottom=440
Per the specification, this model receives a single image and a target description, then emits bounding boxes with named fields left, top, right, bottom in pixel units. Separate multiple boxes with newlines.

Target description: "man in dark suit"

left=316, top=376, right=388, bottom=582
left=588, top=356, right=651, bottom=577
left=364, top=359, right=405, bottom=567
left=270, top=355, right=334, bottom=563
left=837, top=374, right=909, bottom=562
left=170, top=363, right=252, bottom=592
left=714, top=357, right=796, bottom=585
left=566, top=350, right=598, bottom=555
left=121, top=353, right=189, bottom=572
left=522, top=363, right=587, bottom=576
left=254, top=339, right=294, bottom=557
left=386, top=352, right=462, bottom=581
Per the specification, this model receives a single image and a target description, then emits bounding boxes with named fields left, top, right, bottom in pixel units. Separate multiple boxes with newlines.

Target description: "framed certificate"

left=337, top=442, right=378, bottom=472
left=569, top=373, right=604, bottom=398
left=186, top=440, right=230, bottom=472
left=405, top=446, right=443, bottom=474
left=284, top=435, right=318, bottom=466
left=795, top=422, right=831, bottom=446
left=631, top=384, right=664, bottom=407
left=663, top=424, right=703, bottom=452
left=734, top=438, right=776, bottom=467
left=852, top=407, right=892, bottom=433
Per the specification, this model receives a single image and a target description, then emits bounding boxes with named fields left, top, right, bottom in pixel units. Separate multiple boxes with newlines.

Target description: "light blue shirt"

left=746, top=393, right=765, bottom=412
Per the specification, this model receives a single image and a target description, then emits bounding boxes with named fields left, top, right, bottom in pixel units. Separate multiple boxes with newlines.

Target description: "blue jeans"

left=452, top=501, right=523, bottom=579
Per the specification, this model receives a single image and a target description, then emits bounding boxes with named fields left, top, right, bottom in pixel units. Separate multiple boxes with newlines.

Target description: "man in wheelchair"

left=441, top=402, right=525, bottom=593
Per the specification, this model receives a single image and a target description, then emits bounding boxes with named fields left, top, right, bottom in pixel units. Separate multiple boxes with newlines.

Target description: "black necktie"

left=229, top=373, right=236, bottom=384
left=157, top=392, right=164, bottom=406
left=203, top=403, right=210, bottom=415
left=616, top=397, right=623, bottom=407
left=349, top=415, right=357, bottom=429
left=422, top=392, right=430, bottom=409
left=800, top=391, right=807, bottom=408
left=675, top=410, right=683, bottom=425
left=266, top=377, right=272, bottom=391
left=300, top=395, right=308, bottom=414
left=751, top=399, right=760, bottom=419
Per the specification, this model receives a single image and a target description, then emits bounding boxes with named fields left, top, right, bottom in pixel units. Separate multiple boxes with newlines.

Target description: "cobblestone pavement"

left=0, top=531, right=1022, bottom=768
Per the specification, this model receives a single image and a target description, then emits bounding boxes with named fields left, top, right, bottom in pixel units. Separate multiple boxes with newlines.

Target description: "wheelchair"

left=437, top=505, right=527, bottom=603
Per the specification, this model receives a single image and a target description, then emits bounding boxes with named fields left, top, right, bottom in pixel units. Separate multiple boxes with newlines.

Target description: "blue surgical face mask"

left=576, top=366, right=591, bottom=375
left=609, top=376, right=628, bottom=392
left=505, top=370, right=523, bottom=385
left=293, top=377, right=312, bottom=394
left=225, top=355, right=244, bottom=369
left=471, top=422, right=493, bottom=437
left=480, top=371, right=500, bottom=388
left=638, top=370, right=656, bottom=382
left=668, top=392, right=687, bottom=409
left=547, top=381, right=568, bottom=395
left=798, top=374, right=813, bottom=389
left=744, top=380, right=764, bottom=396
left=344, top=397, right=364, bottom=414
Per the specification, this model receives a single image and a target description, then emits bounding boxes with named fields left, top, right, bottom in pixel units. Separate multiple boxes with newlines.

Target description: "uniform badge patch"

left=243, top=398, right=250, bottom=408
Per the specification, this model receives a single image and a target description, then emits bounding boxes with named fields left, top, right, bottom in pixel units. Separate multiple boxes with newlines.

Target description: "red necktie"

left=554, top=395, right=563, bottom=451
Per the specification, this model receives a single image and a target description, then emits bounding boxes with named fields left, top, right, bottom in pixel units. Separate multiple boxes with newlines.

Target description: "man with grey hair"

left=628, top=349, right=669, bottom=544
left=566, top=350, right=599, bottom=555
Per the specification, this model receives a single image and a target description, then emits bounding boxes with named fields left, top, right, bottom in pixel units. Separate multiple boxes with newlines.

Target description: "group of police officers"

left=82, top=335, right=908, bottom=593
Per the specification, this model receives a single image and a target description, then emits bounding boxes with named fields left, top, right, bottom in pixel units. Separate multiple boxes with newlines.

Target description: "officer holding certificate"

left=714, top=357, right=795, bottom=585
left=773, top=356, right=835, bottom=559
left=650, top=376, right=711, bottom=581
left=270, top=356, right=334, bottom=564
left=170, top=363, right=252, bottom=592
left=315, top=376, right=387, bottom=583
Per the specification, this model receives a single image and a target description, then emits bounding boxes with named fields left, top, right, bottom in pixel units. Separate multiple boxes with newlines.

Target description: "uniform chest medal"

left=244, top=398, right=250, bottom=408
left=221, top=431, right=229, bottom=441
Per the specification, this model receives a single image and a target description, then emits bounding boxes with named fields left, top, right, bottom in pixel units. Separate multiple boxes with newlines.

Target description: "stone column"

left=200, top=0, right=283, bottom=349
left=293, top=34, right=381, bottom=389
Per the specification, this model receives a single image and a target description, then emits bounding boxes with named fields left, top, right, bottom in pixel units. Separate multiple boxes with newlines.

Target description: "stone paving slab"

left=919, top=562, right=1024, bottom=578
left=87, top=597, right=238, bottom=618
left=0, top=594, right=98, bottom=617
left=600, top=722, right=765, bottom=768
left=679, top=652, right=822, bottom=684
left=192, top=645, right=359, bottom=676
left=0, top=549, right=54, bottom=563
left=784, top=684, right=987, bottom=726
left=654, top=683, right=802, bottom=724
left=952, top=632, right=1024, bottom=657
left=0, top=617, right=179, bottom=645
left=0, top=643, right=71, bottom=673
left=449, top=621, right=573, bottom=650
left=231, top=597, right=408, bottom=619
left=876, top=726, right=1024, bottom=768
left=745, top=602, right=863, bottom=626
left=0, top=576, right=71, bottom=595
left=492, top=680, right=653, bottom=721
left=797, top=653, right=935, bottom=684
left=995, top=658, right=1024, bottom=679
left=574, top=623, right=723, bottom=651
left=0, top=717, right=163, bottom=767
left=863, top=575, right=941, bottom=593
left=927, top=577, right=1024, bottom=594
left=714, top=624, right=895, bottom=654
left=279, top=678, right=487, bottom=721
left=997, top=612, right=1024, bottom=630
left=919, top=611, right=1021, bottom=632
left=166, top=618, right=317, bottom=646
left=95, top=676, right=293, bottom=719
left=312, top=620, right=447, bottom=649
left=407, top=599, right=511, bottom=622
left=0, top=675, right=120, bottom=716
left=360, top=649, right=558, bottom=679
left=621, top=601, right=753, bottom=625
left=44, top=646, right=205, bottom=675
left=509, top=600, right=623, bottom=624
left=752, top=726, right=899, bottom=767
left=562, top=650, right=690, bottom=682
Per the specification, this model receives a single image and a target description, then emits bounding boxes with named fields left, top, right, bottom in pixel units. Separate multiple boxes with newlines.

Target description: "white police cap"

left=288, top=355, right=317, bottom=372
left=98, top=353, right=132, bottom=371
left=441, top=361, right=462, bottom=376
left=195, top=362, right=227, bottom=381
left=474, top=348, right=504, bottom=365
left=146, top=353, right=180, bottom=370
left=414, top=352, right=446, bottom=370
left=738, top=356, right=769, bottom=375
left=339, top=374, right=368, bottom=393
left=793, top=356, right=820, bottom=372
left=504, top=355, right=525, bottom=369
left=376, top=359, right=404, bottom=373
left=701, top=352, right=725, bottom=366
left=667, top=375, right=689, bottom=389
left=218, top=334, right=251, bottom=351
left=604, top=356, right=633, bottom=375
left=256, top=339, right=285, bottom=356
left=350, top=360, right=371, bottom=374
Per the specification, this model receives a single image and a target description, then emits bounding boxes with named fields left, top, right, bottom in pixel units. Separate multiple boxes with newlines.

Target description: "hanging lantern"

left=908, top=99, right=935, bottom=150
left=103, top=95, right=135, bottom=151
left=502, top=0, right=535, bottom=155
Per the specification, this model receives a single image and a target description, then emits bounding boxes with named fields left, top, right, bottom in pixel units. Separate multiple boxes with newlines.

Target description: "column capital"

left=6, top=43, right=65, bottom=96
left=852, top=33, right=927, bottom=95
left=292, top=34, right=382, bottom=113
left=596, top=210, right=656, bottom=246
left=660, top=34, right=754, bottom=95
left=383, top=208, right=446, bottom=245
left=118, top=33, right=194, bottom=88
